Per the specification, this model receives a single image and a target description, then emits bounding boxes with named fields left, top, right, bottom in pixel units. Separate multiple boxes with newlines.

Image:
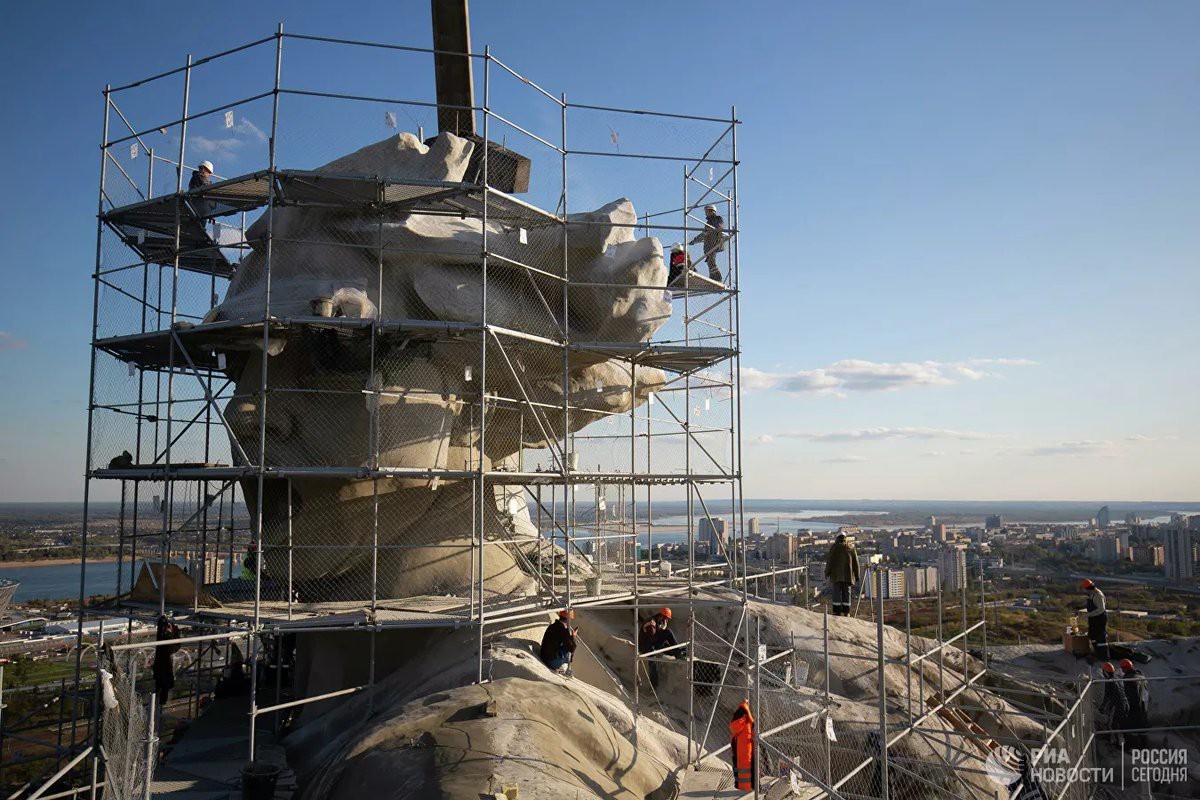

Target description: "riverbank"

left=0, top=556, right=118, bottom=569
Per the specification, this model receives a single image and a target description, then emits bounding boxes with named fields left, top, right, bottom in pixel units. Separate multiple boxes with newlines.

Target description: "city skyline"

left=1, top=1, right=1197, bottom=502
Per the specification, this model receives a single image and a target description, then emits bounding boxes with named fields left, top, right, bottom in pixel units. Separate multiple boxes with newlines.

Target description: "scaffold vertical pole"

left=249, top=22, right=285, bottom=760
left=824, top=610, right=832, bottom=788
left=561, top=89, right=572, bottom=617
left=74, top=82, right=112, bottom=758
left=476, top=44, right=491, bottom=685
left=753, top=615, right=761, bottom=799
left=730, top=106, right=745, bottom=598
left=876, top=584, right=889, bottom=800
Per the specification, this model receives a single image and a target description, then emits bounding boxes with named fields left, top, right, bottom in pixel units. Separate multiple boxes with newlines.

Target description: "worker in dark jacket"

left=539, top=609, right=577, bottom=671
left=1098, top=662, right=1129, bottom=733
left=1080, top=579, right=1108, bottom=659
left=1118, top=659, right=1150, bottom=749
left=638, top=608, right=681, bottom=687
left=189, top=160, right=214, bottom=220
left=689, top=204, right=726, bottom=283
left=824, top=534, right=861, bottom=616
left=152, top=615, right=181, bottom=711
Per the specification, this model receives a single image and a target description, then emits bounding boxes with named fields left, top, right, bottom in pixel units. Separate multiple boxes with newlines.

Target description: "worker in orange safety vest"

left=729, top=698, right=755, bottom=791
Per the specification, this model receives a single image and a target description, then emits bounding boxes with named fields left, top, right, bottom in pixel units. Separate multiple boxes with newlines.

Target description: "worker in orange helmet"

left=638, top=607, right=683, bottom=688
left=1118, top=658, right=1150, bottom=749
left=1097, top=662, right=1129, bottom=733
left=1079, top=579, right=1108, bottom=660
left=729, top=698, right=755, bottom=791
left=539, top=608, right=578, bottom=671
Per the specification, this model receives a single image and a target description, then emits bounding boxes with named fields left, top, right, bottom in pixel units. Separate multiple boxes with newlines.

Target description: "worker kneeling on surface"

left=540, top=608, right=577, bottom=671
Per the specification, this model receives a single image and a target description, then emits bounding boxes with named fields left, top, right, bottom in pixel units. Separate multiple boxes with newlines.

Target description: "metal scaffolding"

left=68, top=25, right=763, bottom=797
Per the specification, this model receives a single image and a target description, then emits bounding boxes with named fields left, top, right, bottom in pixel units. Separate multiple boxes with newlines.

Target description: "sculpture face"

left=209, top=132, right=669, bottom=602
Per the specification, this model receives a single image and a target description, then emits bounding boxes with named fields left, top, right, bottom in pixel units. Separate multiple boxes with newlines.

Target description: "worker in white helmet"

left=689, top=203, right=726, bottom=283
left=189, top=160, right=214, bottom=223
left=190, top=160, right=214, bottom=191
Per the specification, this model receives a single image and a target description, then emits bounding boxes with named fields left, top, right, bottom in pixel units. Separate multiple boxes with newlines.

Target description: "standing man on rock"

left=1080, top=579, right=1108, bottom=659
left=825, top=534, right=860, bottom=617
left=539, top=608, right=577, bottom=671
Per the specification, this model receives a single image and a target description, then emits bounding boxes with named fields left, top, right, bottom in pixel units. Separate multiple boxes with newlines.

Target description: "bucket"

left=242, top=761, right=281, bottom=800
left=585, top=577, right=601, bottom=596
left=310, top=298, right=334, bottom=317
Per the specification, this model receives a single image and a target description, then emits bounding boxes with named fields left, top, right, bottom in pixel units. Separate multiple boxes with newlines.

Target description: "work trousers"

left=831, top=581, right=852, bottom=616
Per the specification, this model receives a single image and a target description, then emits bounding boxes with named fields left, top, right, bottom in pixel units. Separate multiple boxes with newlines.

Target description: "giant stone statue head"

left=206, top=132, right=669, bottom=602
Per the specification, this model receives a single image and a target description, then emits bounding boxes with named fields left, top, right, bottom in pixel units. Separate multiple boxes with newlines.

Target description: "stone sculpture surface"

left=206, top=132, right=670, bottom=601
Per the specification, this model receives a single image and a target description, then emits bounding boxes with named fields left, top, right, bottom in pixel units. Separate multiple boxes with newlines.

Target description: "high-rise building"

left=699, top=517, right=727, bottom=557
left=932, top=522, right=949, bottom=543
left=926, top=515, right=937, bottom=530
left=763, top=533, right=797, bottom=564
left=864, top=567, right=906, bottom=599
left=1124, top=512, right=1142, bottom=526
left=903, top=565, right=939, bottom=597
left=1097, top=506, right=1111, bottom=530
left=1089, top=536, right=1121, bottom=563
left=938, top=544, right=968, bottom=592
left=985, top=514, right=1003, bottom=530
left=1164, top=523, right=1195, bottom=582
left=1132, top=545, right=1164, bottom=567
left=747, top=517, right=761, bottom=536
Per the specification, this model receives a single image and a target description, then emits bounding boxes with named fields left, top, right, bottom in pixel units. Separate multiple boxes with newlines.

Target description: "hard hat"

left=1079, top=579, right=1094, bottom=590
left=1101, top=662, right=1115, bottom=674
left=671, top=242, right=683, bottom=252
left=198, top=160, right=214, bottom=172
left=658, top=607, right=672, bottom=620
left=1119, top=659, right=1135, bottom=672
left=704, top=204, right=716, bottom=212
left=558, top=608, right=574, bottom=620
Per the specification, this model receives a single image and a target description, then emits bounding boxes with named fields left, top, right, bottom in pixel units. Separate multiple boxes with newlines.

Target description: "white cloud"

left=920, top=450, right=947, bottom=458
left=1125, top=434, right=1180, bottom=443
left=823, top=455, right=868, bottom=463
left=745, top=357, right=1036, bottom=395
left=189, top=116, right=268, bottom=165
left=1021, top=440, right=1115, bottom=457
left=747, top=434, right=774, bottom=445
left=779, top=427, right=999, bottom=442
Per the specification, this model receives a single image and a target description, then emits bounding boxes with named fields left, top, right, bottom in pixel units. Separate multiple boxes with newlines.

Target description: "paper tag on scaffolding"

left=825, top=715, right=837, bottom=742
left=384, top=111, right=397, bottom=129
left=225, top=110, right=235, bottom=129
left=130, top=143, right=138, bottom=160
left=216, top=352, right=227, bottom=370
left=137, top=229, right=146, bottom=245
left=127, top=362, right=136, bottom=377
left=518, top=227, right=528, bottom=245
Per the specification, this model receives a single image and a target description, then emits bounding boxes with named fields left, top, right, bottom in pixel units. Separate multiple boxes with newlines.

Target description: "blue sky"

left=0, top=1, right=1196, bottom=502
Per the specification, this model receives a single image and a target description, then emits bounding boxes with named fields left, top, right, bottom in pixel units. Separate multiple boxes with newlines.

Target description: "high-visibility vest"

left=729, top=705, right=755, bottom=790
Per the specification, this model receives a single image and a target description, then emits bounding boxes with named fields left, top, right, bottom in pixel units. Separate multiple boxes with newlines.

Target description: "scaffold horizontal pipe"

left=108, top=34, right=277, bottom=92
